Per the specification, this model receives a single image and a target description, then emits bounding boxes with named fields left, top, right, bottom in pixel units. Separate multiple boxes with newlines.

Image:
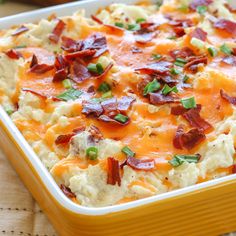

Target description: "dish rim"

left=1, top=0, right=236, bottom=216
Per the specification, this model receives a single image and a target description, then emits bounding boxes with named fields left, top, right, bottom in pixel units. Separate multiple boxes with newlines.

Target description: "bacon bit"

left=140, top=22, right=156, bottom=30
left=99, top=115, right=130, bottom=126
left=127, top=156, right=155, bottom=171
left=11, top=25, right=29, bottom=36
left=73, top=126, right=86, bottom=134
left=181, top=128, right=206, bottom=149
left=135, top=32, right=155, bottom=44
left=107, top=157, right=121, bottom=186
left=55, top=133, right=75, bottom=145
left=82, top=101, right=103, bottom=117
left=88, top=125, right=103, bottom=140
left=5, top=49, right=21, bottom=59
left=60, top=184, right=76, bottom=198
left=184, top=55, right=207, bottom=73
left=65, top=49, right=96, bottom=60
left=150, top=92, right=179, bottom=105
left=214, top=19, right=236, bottom=36
left=232, top=164, right=236, bottom=174
left=190, top=28, right=207, bottom=41
left=220, top=89, right=236, bottom=105
left=94, top=62, right=113, bottom=80
left=131, top=46, right=143, bottom=53
left=168, top=19, right=193, bottom=28
left=49, top=19, right=66, bottom=43
left=54, top=55, right=68, bottom=70
left=91, top=15, right=103, bottom=24
left=53, top=69, right=68, bottom=82
left=71, top=60, right=91, bottom=83
left=225, top=3, right=236, bottom=13
left=232, top=48, right=236, bottom=56
left=182, top=107, right=212, bottom=132
left=30, top=54, right=38, bottom=68
left=118, top=96, right=135, bottom=111
left=173, top=125, right=185, bottom=149
left=135, top=61, right=172, bottom=75
left=169, top=47, right=195, bottom=60
left=101, top=98, right=117, bottom=113
left=171, top=104, right=201, bottom=115
left=189, top=0, right=213, bottom=10
left=173, top=27, right=185, bottom=37
left=222, top=56, right=236, bottom=66
left=82, top=33, right=108, bottom=58
left=30, top=64, right=54, bottom=74
left=173, top=125, right=206, bottom=150
left=61, top=36, right=81, bottom=52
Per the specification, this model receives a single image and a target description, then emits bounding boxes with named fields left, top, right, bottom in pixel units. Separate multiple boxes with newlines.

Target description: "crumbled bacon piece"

left=117, top=96, right=135, bottom=111
left=88, top=125, right=103, bottom=140
left=184, top=55, right=207, bottom=73
left=22, top=88, right=60, bottom=101
left=222, top=56, right=236, bottom=66
left=53, top=69, right=68, bottom=82
left=171, top=105, right=187, bottom=115
left=91, top=15, right=103, bottom=24
left=60, top=184, right=76, bottom=198
left=173, top=27, right=185, bottom=37
left=61, top=36, right=81, bottom=52
left=49, top=19, right=66, bottom=43
left=173, top=125, right=206, bottom=150
left=190, top=28, right=207, bottom=41
left=107, top=157, right=121, bottom=186
left=127, top=156, right=155, bottom=171
left=182, top=107, right=212, bottom=132
left=11, top=25, right=29, bottom=36
left=168, top=19, right=192, bottom=37
left=214, top=19, right=236, bottom=36
left=54, top=55, right=68, bottom=70
left=220, top=89, right=236, bottom=105
left=135, top=60, right=172, bottom=75
left=189, top=0, right=213, bottom=10
left=101, top=98, right=117, bottom=113
left=169, top=47, right=195, bottom=60
left=99, top=115, right=130, bottom=126
left=30, top=54, right=38, bottom=68
left=149, top=92, right=179, bottom=105
left=232, top=164, right=236, bottom=174
left=30, top=64, right=54, bottom=74
left=82, top=101, right=103, bottom=117
left=81, top=33, right=108, bottom=58
left=65, top=49, right=96, bottom=60
left=71, top=60, right=91, bottom=83
left=5, top=49, right=21, bottom=59
left=55, top=133, right=75, bottom=145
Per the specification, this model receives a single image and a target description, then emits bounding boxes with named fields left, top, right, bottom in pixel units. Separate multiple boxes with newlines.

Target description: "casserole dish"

left=1, top=0, right=236, bottom=235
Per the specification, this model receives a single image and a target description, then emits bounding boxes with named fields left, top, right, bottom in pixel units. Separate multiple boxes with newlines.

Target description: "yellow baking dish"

left=1, top=0, right=236, bottom=235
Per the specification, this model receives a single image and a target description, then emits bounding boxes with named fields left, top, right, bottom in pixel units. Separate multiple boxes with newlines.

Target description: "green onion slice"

left=143, top=79, right=161, bottom=96
left=114, top=114, right=129, bottom=123
left=161, top=84, right=178, bottom=95
left=169, top=154, right=201, bottom=167
left=181, top=97, right=196, bottom=109
left=220, top=43, right=232, bottom=55
left=86, top=146, right=98, bottom=160
left=122, top=146, right=135, bottom=157
left=56, top=88, right=83, bottom=101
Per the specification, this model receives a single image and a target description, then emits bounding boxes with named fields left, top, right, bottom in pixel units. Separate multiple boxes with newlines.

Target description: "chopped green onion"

left=170, top=68, right=181, bottom=75
left=169, top=154, right=200, bottom=167
left=183, top=75, right=189, bottom=82
left=5, top=107, right=14, bottom=115
left=156, top=0, right=163, bottom=8
left=102, top=91, right=113, bottom=98
left=122, top=146, right=135, bottom=157
left=114, top=114, right=129, bottom=123
left=208, top=47, right=218, bottom=57
left=127, top=24, right=141, bottom=31
left=190, top=37, right=205, bottom=49
left=174, top=58, right=187, bottom=67
left=220, top=43, right=232, bottom=55
left=196, top=5, right=207, bottom=15
left=143, top=79, right=161, bottom=96
left=167, top=36, right=177, bottom=40
left=136, top=18, right=146, bottom=23
left=178, top=4, right=188, bottom=12
left=98, top=82, right=111, bottom=93
left=161, top=84, right=178, bottom=95
left=115, top=22, right=124, bottom=28
left=152, top=54, right=162, bottom=60
left=62, top=79, right=72, bottom=89
left=86, top=146, right=98, bottom=160
left=181, top=97, right=196, bottom=109
left=56, top=88, right=83, bottom=101
left=14, top=45, right=27, bottom=49
left=87, top=63, right=104, bottom=75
